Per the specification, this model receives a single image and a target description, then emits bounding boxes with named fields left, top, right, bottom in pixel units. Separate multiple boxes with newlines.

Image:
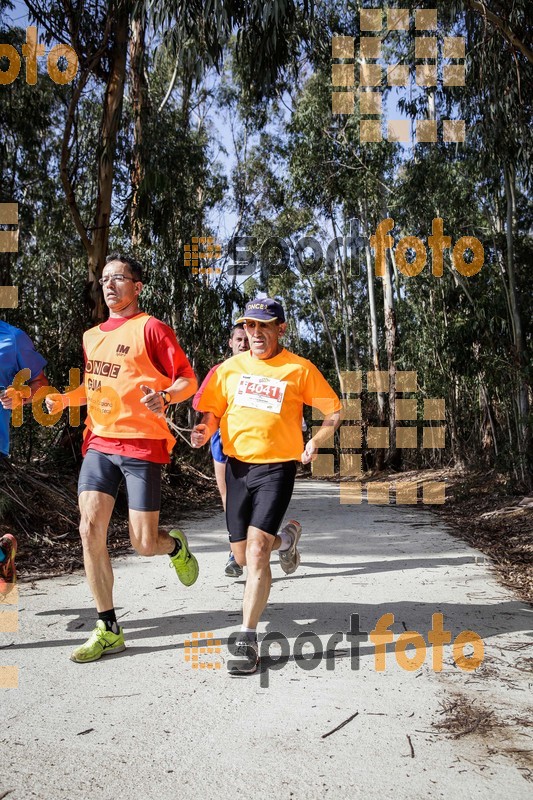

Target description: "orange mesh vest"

left=83, top=313, right=175, bottom=452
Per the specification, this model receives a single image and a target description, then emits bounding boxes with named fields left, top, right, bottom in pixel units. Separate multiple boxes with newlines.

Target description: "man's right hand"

left=191, top=424, right=209, bottom=448
left=0, top=387, right=24, bottom=410
left=45, top=393, right=67, bottom=414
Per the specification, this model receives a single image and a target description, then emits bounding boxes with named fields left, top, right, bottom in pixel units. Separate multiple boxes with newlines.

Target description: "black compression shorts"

left=78, top=449, right=162, bottom=512
left=225, top=457, right=297, bottom=542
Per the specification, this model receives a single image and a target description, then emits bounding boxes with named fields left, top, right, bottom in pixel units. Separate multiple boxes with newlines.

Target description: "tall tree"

left=25, top=0, right=314, bottom=321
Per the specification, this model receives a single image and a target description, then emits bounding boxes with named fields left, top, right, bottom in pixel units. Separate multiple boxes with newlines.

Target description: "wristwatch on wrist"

left=158, top=390, right=171, bottom=407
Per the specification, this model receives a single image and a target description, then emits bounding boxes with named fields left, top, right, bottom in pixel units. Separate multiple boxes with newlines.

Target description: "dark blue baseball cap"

left=235, top=297, right=286, bottom=324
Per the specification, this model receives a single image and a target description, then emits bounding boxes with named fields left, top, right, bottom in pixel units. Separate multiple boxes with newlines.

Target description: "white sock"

left=278, top=529, right=292, bottom=551
left=240, top=626, right=256, bottom=640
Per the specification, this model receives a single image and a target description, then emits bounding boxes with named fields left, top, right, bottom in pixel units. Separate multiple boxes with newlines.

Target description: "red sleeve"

left=144, top=317, right=196, bottom=381
left=192, top=363, right=220, bottom=410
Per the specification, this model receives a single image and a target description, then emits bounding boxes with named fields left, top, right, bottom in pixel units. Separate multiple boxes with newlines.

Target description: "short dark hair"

left=105, top=253, right=143, bottom=282
left=230, top=323, right=245, bottom=337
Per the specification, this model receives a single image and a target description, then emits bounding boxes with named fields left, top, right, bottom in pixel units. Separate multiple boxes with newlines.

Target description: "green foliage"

left=0, top=1, right=530, bottom=483
left=151, top=0, right=312, bottom=100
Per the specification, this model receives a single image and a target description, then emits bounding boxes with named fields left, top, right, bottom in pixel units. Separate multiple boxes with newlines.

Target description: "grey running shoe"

left=278, top=520, right=302, bottom=575
left=225, top=552, right=243, bottom=578
left=228, top=636, right=259, bottom=675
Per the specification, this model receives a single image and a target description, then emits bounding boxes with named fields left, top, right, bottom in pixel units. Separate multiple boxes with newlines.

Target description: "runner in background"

left=0, top=321, right=48, bottom=594
left=193, top=323, right=249, bottom=577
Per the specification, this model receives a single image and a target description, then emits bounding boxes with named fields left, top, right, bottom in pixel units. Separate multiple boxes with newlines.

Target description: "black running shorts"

left=225, top=457, right=297, bottom=542
left=78, top=449, right=162, bottom=512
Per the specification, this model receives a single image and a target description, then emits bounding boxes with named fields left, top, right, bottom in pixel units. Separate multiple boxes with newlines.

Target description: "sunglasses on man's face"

left=99, top=274, right=137, bottom=286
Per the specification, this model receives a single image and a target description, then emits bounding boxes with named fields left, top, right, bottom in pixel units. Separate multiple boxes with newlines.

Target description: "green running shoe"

left=70, top=620, right=125, bottom=664
left=169, top=529, right=199, bottom=586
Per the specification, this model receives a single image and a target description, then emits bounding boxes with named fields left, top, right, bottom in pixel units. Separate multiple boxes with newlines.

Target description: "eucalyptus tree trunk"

left=379, top=204, right=400, bottom=469
left=503, top=162, right=531, bottom=486
left=60, top=6, right=129, bottom=323
left=479, top=380, right=498, bottom=461
left=88, top=8, right=129, bottom=322
left=170, top=69, right=195, bottom=332
left=448, top=377, right=464, bottom=470
left=361, top=201, right=385, bottom=426
left=382, top=245, right=400, bottom=469
left=130, top=10, right=148, bottom=248
left=307, top=275, right=342, bottom=388
left=330, top=209, right=360, bottom=371
left=295, top=245, right=342, bottom=389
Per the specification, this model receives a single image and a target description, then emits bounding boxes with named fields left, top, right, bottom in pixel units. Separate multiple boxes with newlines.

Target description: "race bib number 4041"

left=234, top=374, right=287, bottom=414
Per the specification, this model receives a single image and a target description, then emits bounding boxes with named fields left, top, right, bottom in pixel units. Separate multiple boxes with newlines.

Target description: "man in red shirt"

left=47, top=254, right=198, bottom=663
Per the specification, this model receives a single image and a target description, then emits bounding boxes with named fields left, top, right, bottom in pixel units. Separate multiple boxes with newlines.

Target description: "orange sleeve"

left=195, top=364, right=228, bottom=418
left=192, top=363, right=220, bottom=410
left=302, top=363, right=341, bottom=415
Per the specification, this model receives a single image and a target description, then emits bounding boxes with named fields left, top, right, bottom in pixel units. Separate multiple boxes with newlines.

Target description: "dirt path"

left=1, top=480, right=532, bottom=799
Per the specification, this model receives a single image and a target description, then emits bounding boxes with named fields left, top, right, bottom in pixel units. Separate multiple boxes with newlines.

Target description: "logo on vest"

left=116, top=344, right=130, bottom=356
left=85, top=360, right=121, bottom=378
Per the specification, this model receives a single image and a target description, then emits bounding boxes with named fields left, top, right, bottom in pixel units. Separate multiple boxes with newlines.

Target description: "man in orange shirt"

left=47, top=254, right=198, bottom=663
left=191, top=298, right=342, bottom=674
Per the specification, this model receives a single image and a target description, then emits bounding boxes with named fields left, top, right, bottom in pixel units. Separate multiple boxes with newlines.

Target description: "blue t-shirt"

left=0, top=322, right=47, bottom=456
left=210, top=428, right=227, bottom=464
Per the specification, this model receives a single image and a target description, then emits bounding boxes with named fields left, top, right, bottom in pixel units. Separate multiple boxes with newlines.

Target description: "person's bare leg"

left=240, top=526, right=279, bottom=629
left=127, top=510, right=176, bottom=556
left=231, top=530, right=281, bottom=568
left=231, top=539, right=247, bottom=566
left=213, top=460, right=227, bottom=511
left=78, top=491, right=116, bottom=612
left=127, top=508, right=198, bottom=587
